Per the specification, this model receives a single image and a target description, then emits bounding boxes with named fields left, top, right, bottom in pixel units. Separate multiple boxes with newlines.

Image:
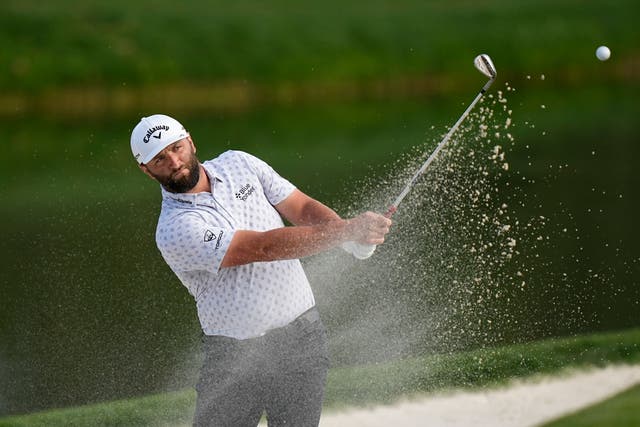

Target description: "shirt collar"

left=160, top=163, right=224, bottom=206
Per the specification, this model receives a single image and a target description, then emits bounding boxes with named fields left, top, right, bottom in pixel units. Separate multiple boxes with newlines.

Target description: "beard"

left=152, top=152, right=201, bottom=193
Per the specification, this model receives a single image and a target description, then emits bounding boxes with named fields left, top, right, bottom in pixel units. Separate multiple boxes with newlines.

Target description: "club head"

left=474, top=54, right=497, bottom=79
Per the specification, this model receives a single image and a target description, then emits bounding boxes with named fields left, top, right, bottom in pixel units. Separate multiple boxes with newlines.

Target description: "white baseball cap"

left=130, top=114, right=189, bottom=164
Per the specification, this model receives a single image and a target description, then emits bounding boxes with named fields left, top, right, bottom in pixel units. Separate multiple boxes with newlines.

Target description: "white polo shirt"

left=155, top=150, right=316, bottom=339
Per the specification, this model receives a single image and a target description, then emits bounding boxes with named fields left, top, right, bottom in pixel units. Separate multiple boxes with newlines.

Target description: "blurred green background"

left=1, top=0, right=639, bottom=417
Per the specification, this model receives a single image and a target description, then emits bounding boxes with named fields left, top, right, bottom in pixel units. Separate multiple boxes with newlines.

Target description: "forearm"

left=221, top=220, right=350, bottom=267
left=222, top=189, right=392, bottom=267
left=294, top=198, right=342, bottom=225
left=275, top=189, right=342, bottom=226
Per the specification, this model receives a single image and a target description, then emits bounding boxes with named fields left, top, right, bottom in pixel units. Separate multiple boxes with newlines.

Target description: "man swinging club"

left=130, top=114, right=392, bottom=427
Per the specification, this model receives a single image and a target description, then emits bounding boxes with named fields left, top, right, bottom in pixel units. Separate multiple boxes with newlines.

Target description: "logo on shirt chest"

left=235, top=183, right=256, bottom=201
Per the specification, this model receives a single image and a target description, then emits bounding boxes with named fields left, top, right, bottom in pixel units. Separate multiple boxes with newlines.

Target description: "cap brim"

left=139, top=134, right=188, bottom=164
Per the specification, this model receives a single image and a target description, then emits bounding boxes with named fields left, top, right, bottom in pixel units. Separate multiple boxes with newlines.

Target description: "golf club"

left=345, top=54, right=497, bottom=260
left=385, top=53, right=497, bottom=216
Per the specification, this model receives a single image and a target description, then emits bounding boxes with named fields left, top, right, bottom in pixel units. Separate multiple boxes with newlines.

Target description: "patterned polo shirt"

left=155, top=150, right=316, bottom=339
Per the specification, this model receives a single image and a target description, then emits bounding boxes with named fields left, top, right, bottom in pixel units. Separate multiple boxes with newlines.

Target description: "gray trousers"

left=193, top=307, right=330, bottom=427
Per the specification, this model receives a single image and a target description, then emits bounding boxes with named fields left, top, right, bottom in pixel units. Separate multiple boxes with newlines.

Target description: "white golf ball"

left=596, top=46, right=610, bottom=61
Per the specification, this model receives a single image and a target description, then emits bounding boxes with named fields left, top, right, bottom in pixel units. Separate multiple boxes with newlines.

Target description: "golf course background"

left=2, top=328, right=640, bottom=426
left=1, top=0, right=639, bottom=419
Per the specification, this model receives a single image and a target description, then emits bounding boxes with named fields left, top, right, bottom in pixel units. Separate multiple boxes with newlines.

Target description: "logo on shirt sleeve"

left=215, top=231, right=224, bottom=250
left=204, top=229, right=225, bottom=250
left=204, top=230, right=215, bottom=242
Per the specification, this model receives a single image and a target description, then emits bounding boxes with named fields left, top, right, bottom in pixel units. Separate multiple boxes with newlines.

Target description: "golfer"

left=130, top=114, right=391, bottom=427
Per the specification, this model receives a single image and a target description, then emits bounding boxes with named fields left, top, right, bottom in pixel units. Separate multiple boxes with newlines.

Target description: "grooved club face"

left=474, top=54, right=497, bottom=79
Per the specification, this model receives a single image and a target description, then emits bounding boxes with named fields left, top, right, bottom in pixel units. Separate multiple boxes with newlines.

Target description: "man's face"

left=141, top=137, right=201, bottom=193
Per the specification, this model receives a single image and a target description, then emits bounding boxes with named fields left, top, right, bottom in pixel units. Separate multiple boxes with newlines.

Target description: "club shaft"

left=389, top=79, right=494, bottom=211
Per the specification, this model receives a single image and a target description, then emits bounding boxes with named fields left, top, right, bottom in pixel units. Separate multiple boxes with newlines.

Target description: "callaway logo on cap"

left=130, top=114, right=188, bottom=164
left=143, top=125, right=170, bottom=143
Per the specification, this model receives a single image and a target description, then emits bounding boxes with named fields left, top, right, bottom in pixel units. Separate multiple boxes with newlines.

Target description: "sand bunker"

left=315, top=364, right=640, bottom=427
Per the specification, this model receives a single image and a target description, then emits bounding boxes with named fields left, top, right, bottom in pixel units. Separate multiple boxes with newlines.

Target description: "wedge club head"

left=474, top=54, right=497, bottom=79
left=387, top=54, right=498, bottom=213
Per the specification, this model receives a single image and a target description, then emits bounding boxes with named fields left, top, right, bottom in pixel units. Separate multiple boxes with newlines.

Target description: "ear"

left=187, top=134, right=196, bottom=153
left=139, top=164, right=156, bottom=181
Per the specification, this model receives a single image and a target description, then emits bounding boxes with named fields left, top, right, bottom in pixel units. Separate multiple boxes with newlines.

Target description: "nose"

left=166, top=151, right=182, bottom=170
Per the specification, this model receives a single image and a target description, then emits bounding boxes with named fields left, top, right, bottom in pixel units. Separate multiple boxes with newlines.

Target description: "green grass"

left=324, top=327, right=640, bottom=408
left=0, top=390, right=196, bottom=427
left=1, top=0, right=638, bottom=95
left=541, top=384, right=640, bottom=427
left=1, top=327, right=639, bottom=427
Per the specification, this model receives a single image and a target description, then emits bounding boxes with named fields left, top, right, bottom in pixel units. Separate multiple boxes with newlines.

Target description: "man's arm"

left=274, top=189, right=341, bottom=225
left=221, top=220, right=347, bottom=267
left=220, top=190, right=391, bottom=268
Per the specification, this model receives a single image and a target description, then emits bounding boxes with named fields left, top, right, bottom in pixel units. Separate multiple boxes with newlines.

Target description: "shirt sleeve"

left=156, top=212, right=235, bottom=274
left=235, top=151, right=296, bottom=205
